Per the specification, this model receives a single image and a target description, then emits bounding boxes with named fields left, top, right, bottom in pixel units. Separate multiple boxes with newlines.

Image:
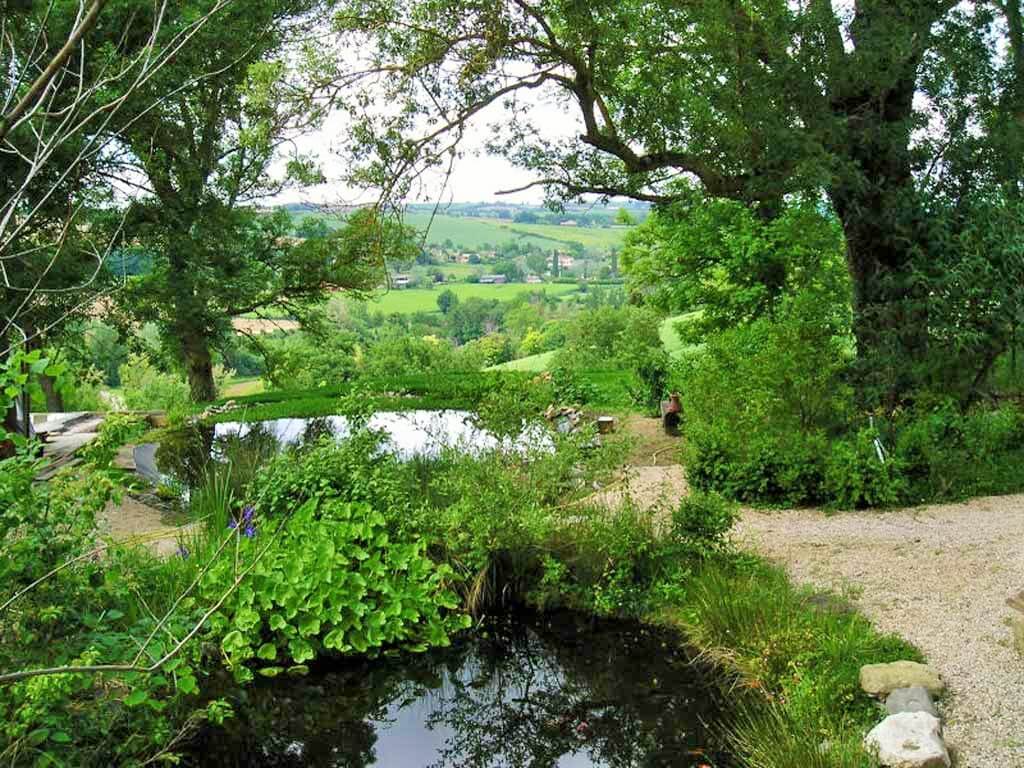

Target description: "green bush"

left=246, top=430, right=413, bottom=521
left=201, top=497, right=470, bottom=682
left=824, top=427, right=906, bottom=509
left=0, top=450, right=226, bottom=766
left=118, top=353, right=191, bottom=413
left=891, top=400, right=1024, bottom=502
left=670, top=491, right=739, bottom=556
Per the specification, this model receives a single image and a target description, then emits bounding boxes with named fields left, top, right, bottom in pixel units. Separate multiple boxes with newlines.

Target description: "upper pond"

left=140, top=411, right=554, bottom=483
left=184, top=612, right=729, bottom=768
left=212, top=410, right=552, bottom=458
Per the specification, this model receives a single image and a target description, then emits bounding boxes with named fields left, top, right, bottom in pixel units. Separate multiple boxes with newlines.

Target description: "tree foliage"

left=110, top=0, right=412, bottom=401
left=331, top=0, right=1024, bottom=403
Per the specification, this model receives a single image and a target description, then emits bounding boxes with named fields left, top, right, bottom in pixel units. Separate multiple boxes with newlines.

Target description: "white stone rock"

left=864, top=712, right=950, bottom=768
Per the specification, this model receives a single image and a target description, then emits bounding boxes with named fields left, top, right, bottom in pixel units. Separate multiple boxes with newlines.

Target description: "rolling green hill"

left=333, top=282, right=581, bottom=315
left=298, top=210, right=631, bottom=254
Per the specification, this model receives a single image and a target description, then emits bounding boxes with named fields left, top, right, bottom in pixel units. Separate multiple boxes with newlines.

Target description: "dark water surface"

left=184, top=613, right=728, bottom=768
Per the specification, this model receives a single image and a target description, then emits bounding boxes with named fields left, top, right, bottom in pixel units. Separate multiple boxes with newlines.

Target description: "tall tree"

left=111, top=0, right=406, bottom=401
left=332, top=0, right=1021, bottom=402
left=1, top=0, right=230, bottom=432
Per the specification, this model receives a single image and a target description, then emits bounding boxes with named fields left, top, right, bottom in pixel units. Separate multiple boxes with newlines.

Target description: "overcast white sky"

left=272, top=79, right=580, bottom=207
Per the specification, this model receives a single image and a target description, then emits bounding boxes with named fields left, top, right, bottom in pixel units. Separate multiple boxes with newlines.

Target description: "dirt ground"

left=586, top=415, right=688, bottom=513
left=100, top=494, right=193, bottom=557
left=737, top=500, right=1024, bottom=767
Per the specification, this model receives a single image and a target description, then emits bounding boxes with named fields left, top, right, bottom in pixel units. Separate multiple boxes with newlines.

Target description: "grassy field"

left=659, top=312, right=701, bottom=357
left=506, top=222, right=628, bottom=249
left=401, top=213, right=630, bottom=254
left=294, top=209, right=632, bottom=254
left=489, top=315, right=697, bottom=374
left=335, top=282, right=581, bottom=315
left=490, top=350, right=557, bottom=372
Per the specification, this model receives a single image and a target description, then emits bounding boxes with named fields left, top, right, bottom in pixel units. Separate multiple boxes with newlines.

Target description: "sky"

left=272, top=77, right=579, bottom=207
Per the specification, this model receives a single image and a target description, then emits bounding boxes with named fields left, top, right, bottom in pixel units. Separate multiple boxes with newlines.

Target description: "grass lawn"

left=659, top=312, right=702, bottom=357
left=336, top=282, right=580, bottom=315
left=489, top=350, right=557, bottom=372
left=222, top=376, right=265, bottom=398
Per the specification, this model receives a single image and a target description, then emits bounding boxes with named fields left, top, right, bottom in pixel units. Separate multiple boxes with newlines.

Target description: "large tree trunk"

left=826, top=47, right=930, bottom=406
left=834, top=199, right=930, bottom=406
left=183, top=333, right=216, bottom=403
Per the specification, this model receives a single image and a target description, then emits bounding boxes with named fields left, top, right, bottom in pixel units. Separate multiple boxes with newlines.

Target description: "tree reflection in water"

left=187, top=613, right=727, bottom=768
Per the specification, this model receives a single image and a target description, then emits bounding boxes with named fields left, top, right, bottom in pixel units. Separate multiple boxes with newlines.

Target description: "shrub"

left=669, top=492, right=739, bottom=557
left=118, top=353, right=191, bottom=413
left=0, top=451, right=226, bottom=766
left=891, top=400, right=1024, bottom=502
left=824, top=427, right=906, bottom=509
left=262, top=331, right=358, bottom=390
left=245, top=429, right=413, bottom=522
left=201, top=497, right=470, bottom=682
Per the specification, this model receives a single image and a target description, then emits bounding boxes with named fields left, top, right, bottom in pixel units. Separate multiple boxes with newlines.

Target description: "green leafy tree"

left=112, top=0, right=411, bottom=401
left=437, top=288, right=459, bottom=314
left=333, top=0, right=1024, bottom=403
left=525, top=251, right=549, bottom=276
left=621, top=195, right=849, bottom=343
left=0, top=0, right=221, bottom=426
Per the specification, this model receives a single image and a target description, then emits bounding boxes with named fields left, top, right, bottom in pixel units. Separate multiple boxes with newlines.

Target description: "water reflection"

left=212, top=411, right=553, bottom=460
left=186, top=613, right=727, bottom=768
left=144, top=411, right=554, bottom=488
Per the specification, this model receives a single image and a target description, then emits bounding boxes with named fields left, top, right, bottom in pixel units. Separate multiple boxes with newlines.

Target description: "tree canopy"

left=331, top=0, right=1024, bottom=403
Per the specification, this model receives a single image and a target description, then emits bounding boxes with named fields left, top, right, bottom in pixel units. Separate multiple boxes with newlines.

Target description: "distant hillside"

left=286, top=208, right=634, bottom=255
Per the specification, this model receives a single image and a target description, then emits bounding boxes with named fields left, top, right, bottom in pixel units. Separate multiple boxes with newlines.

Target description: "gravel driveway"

left=737, top=496, right=1024, bottom=767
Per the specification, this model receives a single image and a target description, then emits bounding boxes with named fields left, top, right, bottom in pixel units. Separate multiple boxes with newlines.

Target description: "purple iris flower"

left=229, top=505, right=257, bottom=536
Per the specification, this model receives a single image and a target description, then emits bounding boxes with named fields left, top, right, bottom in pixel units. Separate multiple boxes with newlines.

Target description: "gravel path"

left=737, top=496, right=1024, bottom=767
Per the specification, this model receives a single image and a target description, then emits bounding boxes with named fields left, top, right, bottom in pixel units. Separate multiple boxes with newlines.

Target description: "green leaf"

left=288, top=637, right=314, bottom=663
left=298, top=615, right=321, bottom=637
left=124, top=689, right=149, bottom=708
left=221, top=630, right=245, bottom=654
left=49, top=732, right=72, bottom=744
left=27, top=728, right=49, bottom=746
left=257, top=643, right=278, bottom=661
left=177, top=674, right=199, bottom=695
left=258, top=666, right=283, bottom=678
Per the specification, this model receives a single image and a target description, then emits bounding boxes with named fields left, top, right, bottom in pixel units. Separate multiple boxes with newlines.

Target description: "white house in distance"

left=393, top=274, right=412, bottom=288
left=556, top=252, right=575, bottom=269
left=479, top=274, right=507, bottom=284
left=525, top=274, right=543, bottom=284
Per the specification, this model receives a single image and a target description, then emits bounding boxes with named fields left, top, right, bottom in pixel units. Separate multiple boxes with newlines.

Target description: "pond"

left=139, top=411, right=554, bottom=485
left=184, top=612, right=729, bottom=768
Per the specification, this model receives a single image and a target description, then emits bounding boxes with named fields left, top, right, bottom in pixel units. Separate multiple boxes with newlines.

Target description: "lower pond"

left=184, top=612, right=729, bottom=768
